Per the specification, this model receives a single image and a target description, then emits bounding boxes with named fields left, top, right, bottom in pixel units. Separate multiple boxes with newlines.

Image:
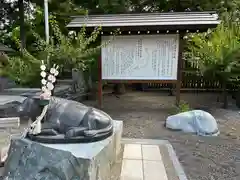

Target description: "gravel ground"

left=1, top=91, right=240, bottom=179
left=83, top=91, right=240, bottom=180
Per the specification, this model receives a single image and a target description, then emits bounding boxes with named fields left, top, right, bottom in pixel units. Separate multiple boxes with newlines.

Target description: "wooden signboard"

left=101, top=34, right=179, bottom=80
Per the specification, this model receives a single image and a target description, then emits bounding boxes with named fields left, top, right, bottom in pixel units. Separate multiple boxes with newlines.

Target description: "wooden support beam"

left=176, top=34, right=184, bottom=106
left=98, top=56, right=103, bottom=108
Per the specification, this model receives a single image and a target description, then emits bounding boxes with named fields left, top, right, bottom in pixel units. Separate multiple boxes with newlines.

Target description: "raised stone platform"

left=2, top=120, right=123, bottom=180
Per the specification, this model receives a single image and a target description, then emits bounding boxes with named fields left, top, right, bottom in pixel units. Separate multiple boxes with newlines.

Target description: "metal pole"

left=19, top=0, right=26, bottom=50
left=44, top=0, right=49, bottom=44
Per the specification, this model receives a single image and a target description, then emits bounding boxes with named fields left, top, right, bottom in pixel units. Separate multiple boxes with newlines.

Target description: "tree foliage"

left=2, top=0, right=239, bottom=51
left=1, top=14, right=105, bottom=86
left=186, top=18, right=240, bottom=107
left=1, top=49, right=41, bottom=87
left=0, top=0, right=19, bottom=30
left=2, top=0, right=240, bottom=91
left=40, top=18, right=103, bottom=71
left=187, top=24, right=240, bottom=79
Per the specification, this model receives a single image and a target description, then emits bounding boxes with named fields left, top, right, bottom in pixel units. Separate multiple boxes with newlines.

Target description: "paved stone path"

left=121, top=139, right=188, bottom=180
left=121, top=144, right=168, bottom=180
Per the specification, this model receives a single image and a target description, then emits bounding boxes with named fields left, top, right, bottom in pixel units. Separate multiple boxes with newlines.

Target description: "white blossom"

left=41, top=79, right=47, bottom=85
left=42, top=86, right=47, bottom=92
left=54, top=70, right=59, bottom=76
left=47, top=82, right=54, bottom=91
left=40, top=71, right=47, bottom=78
left=40, top=65, right=46, bottom=71
left=50, top=68, right=56, bottom=74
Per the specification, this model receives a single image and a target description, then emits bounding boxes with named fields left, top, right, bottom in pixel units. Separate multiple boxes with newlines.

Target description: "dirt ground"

left=83, top=91, right=240, bottom=180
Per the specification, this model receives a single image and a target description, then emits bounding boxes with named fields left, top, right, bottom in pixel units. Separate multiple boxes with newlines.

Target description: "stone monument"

left=1, top=61, right=123, bottom=180
left=72, top=68, right=87, bottom=93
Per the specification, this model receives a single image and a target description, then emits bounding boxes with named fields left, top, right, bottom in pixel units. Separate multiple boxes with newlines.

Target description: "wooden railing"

left=147, top=70, right=238, bottom=91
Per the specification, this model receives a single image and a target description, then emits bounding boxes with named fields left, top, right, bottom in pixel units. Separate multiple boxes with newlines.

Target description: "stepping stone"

left=143, top=160, right=168, bottom=180
left=123, top=144, right=142, bottom=159
left=142, top=144, right=162, bottom=161
left=121, top=159, right=143, bottom=180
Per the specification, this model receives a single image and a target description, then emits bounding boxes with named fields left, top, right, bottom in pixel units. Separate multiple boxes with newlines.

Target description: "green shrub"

left=1, top=15, right=109, bottom=87
left=1, top=50, right=41, bottom=87
left=185, top=22, right=240, bottom=108
left=170, top=101, right=191, bottom=115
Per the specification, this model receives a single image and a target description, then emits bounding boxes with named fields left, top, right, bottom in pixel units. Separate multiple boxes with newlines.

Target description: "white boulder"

left=166, top=110, right=219, bottom=136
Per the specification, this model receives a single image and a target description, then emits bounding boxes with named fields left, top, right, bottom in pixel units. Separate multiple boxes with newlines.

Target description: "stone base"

left=0, top=146, right=9, bottom=164
left=2, top=120, right=123, bottom=180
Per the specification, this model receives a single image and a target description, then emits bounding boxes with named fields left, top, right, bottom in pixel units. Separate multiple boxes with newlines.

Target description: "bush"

left=1, top=50, right=41, bottom=87
left=170, top=101, right=191, bottom=115
left=1, top=15, right=112, bottom=87
left=185, top=22, right=240, bottom=108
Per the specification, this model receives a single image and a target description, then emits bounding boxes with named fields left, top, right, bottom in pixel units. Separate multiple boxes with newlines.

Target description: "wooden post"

left=176, top=34, right=184, bottom=106
left=98, top=56, right=103, bottom=108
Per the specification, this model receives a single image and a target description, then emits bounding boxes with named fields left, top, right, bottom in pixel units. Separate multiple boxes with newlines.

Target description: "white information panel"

left=101, top=34, right=179, bottom=80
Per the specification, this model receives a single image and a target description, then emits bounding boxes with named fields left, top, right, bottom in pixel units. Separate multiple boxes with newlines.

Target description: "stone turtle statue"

left=17, top=95, right=113, bottom=143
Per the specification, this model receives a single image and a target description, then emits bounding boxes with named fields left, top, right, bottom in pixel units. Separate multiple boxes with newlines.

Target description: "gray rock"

left=1, top=86, right=71, bottom=97
left=3, top=120, right=123, bottom=180
left=0, top=77, right=16, bottom=92
left=0, top=95, right=26, bottom=105
left=0, top=96, right=26, bottom=118
left=72, top=69, right=87, bottom=93
left=1, top=88, right=41, bottom=96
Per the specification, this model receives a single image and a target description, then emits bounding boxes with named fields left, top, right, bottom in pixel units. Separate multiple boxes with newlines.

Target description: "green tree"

left=73, top=0, right=227, bottom=13
left=186, top=22, right=240, bottom=108
left=32, top=16, right=105, bottom=72
left=1, top=15, right=106, bottom=87
left=1, top=0, right=85, bottom=52
left=1, top=49, right=41, bottom=87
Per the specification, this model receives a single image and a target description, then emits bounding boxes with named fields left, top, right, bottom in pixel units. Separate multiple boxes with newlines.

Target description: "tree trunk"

left=222, top=80, right=228, bottom=109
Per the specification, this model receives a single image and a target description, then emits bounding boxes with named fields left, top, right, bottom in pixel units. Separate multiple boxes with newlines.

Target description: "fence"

left=147, top=60, right=238, bottom=91
left=147, top=71, right=223, bottom=91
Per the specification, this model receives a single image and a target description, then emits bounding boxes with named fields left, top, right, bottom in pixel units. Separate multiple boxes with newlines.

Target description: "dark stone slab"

left=0, top=85, right=87, bottom=102
left=0, top=96, right=26, bottom=105
left=2, top=120, right=123, bottom=180
left=1, top=86, right=69, bottom=97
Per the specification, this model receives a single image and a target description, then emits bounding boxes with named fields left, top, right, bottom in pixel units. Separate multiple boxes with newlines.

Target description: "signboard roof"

left=67, top=12, right=220, bottom=31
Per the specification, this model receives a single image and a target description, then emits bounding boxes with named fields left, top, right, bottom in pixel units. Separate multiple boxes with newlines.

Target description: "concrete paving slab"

left=121, top=138, right=188, bottom=180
